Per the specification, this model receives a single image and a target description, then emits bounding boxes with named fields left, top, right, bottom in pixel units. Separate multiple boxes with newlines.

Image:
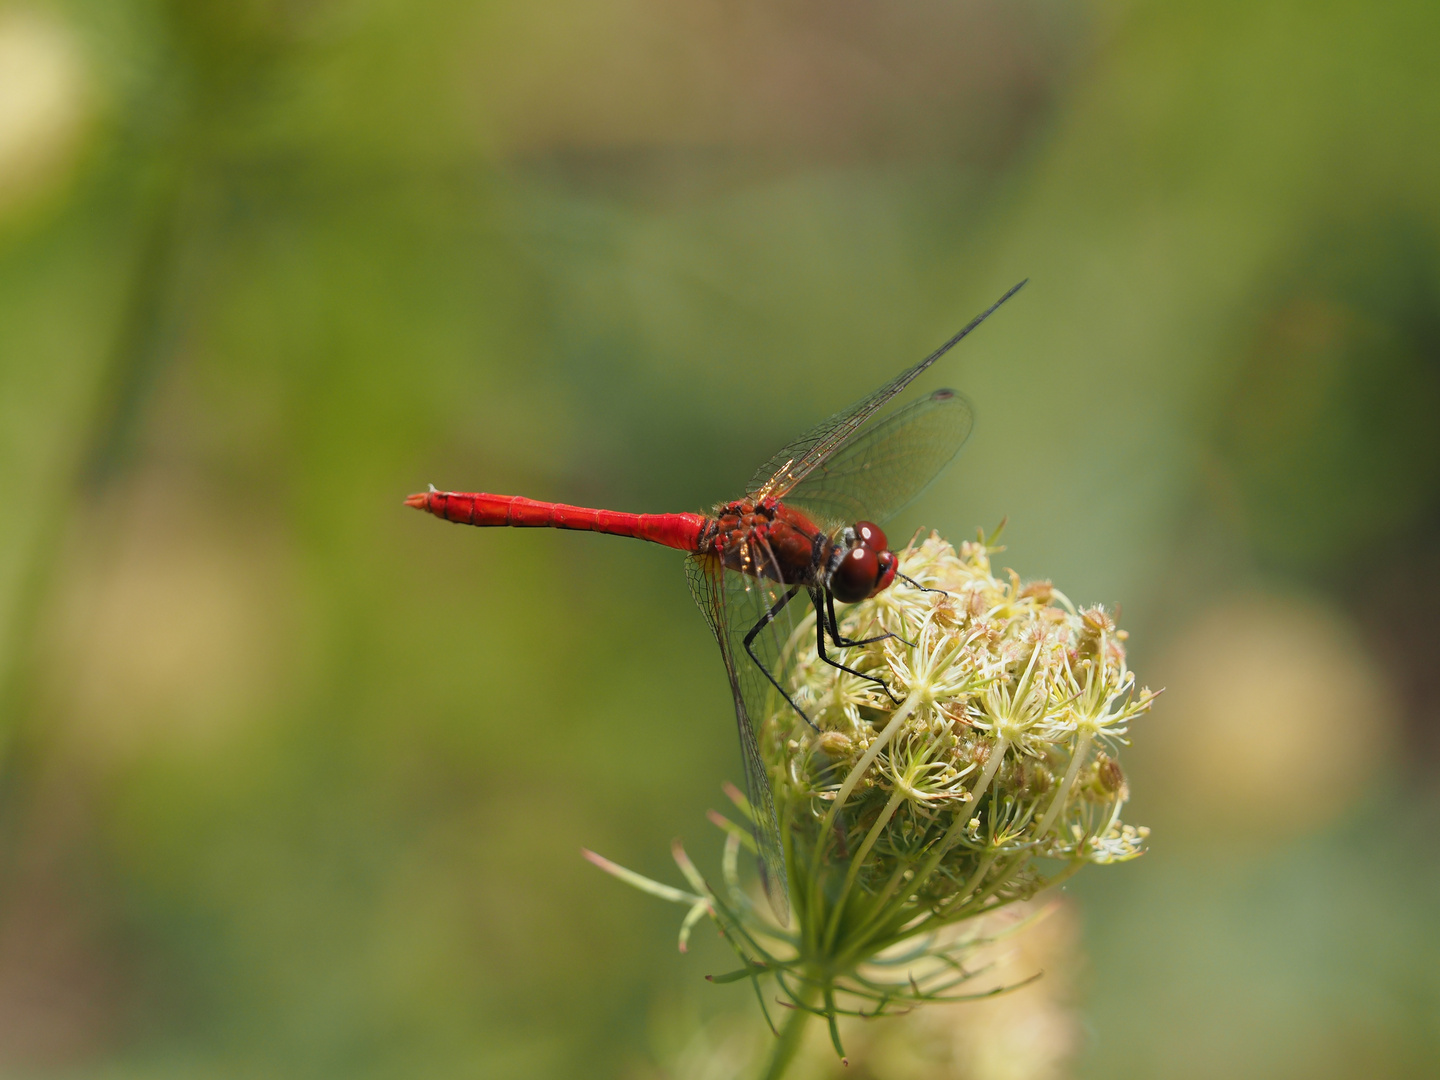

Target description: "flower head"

left=588, top=528, right=1157, bottom=1071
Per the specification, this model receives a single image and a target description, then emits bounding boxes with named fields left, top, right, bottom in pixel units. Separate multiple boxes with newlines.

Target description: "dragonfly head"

left=829, top=520, right=898, bottom=603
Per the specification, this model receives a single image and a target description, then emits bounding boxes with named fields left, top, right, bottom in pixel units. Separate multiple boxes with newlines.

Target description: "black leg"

left=897, top=571, right=949, bottom=596
left=826, top=591, right=909, bottom=649
left=812, top=590, right=901, bottom=705
left=742, top=586, right=817, bottom=729
left=829, top=593, right=892, bottom=650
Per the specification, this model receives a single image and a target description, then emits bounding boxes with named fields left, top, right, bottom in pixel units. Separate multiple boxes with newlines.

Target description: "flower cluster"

left=778, top=530, right=1154, bottom=903
left=588, top=528, right=1156, bottom=1075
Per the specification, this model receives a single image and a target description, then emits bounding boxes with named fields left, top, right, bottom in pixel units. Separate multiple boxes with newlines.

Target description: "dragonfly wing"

left=685, top=551, right=807, bottom=925
left=779, top=389, right=974, bottom=527
left=748, top=280, right=1024, bottom=503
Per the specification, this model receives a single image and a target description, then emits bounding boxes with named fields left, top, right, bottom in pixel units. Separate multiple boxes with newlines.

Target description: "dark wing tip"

left=763, top=868, right=792, bottom=926
left=986, top=278, right=1028, bottom=316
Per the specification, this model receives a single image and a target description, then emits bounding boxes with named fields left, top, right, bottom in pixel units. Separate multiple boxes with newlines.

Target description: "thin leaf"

left=582, top=849, right=701, bottom=906
left=678, top=899, right=711, bottom=953
left=705, top=961, right=771, bottom=985
left=722, top=781, right=756, bottom=825
left=670, top=839, right=711, bottom=897
left=708, top=808, right=758, bottom=854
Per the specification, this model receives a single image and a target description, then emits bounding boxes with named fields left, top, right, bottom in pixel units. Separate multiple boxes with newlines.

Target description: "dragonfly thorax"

left=707, top=498, right=824, bottom=584
left=705, top=500, right=896, bottom=603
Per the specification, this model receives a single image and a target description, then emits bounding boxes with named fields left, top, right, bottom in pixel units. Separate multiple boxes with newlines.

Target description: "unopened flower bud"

left=1020, top=580, right=1054, bottom=603
left=1080, top=606, right=1116, bottom=636
left=1089, top=752, right=1128, bottom=799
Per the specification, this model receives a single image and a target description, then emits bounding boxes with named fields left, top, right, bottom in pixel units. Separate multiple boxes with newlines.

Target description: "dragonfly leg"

left=825, top=591, right=912, bottom=650
left=742, top=586, right=818, bottom=730
left=898, top=571, right=949, bottom=596
left=812, top=590, right=901, bottom=705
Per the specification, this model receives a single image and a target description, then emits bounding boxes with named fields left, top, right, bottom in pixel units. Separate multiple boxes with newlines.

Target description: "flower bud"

left=1088, top=752, right=1128, bottom=799
left=1020, top=580, right=1054, bottom=603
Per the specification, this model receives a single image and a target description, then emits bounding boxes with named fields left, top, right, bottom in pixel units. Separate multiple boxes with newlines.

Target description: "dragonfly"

left=406, top=280, right=1026, bottom=922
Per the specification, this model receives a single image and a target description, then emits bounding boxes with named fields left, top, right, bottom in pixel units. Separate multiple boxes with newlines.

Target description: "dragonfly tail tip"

left=404, top=492, right=430, bottom=510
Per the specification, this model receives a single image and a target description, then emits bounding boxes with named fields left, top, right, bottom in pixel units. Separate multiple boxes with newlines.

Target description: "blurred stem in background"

left=0, top=0, right=260, bottom=792
left=761, top=992, right=817, bottom=1080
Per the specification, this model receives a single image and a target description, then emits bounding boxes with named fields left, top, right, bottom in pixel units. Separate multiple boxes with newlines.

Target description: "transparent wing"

left=748, top=280, right=1024, bottom=504
left=778, top=388, right=974, bottom=528
left=685, top=549, right=811, bottom=926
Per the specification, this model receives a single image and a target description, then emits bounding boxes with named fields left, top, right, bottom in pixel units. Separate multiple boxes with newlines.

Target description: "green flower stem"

left=1035, top=728, right=1092, bottom=839
left=807, top=694, right=922, bottom=954
left=944, top=854, right=1021, bottom=920
left=859, top=860, right=1090, bottom=967
left=819, top=693, right=921, bottom=837
left=964, top=738, right=1007, bottom=820
left=830, top=859, right=920, bottom=961
left=761, top=983, right=821, bottom=1080
left=833, top=851, right=1001, bottom=971
left=821, top=786, right=906, bottom=952
left=900, top=734, right=1008, bottom=905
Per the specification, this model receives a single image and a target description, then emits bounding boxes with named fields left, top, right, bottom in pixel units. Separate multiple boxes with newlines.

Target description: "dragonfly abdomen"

left=406, top=489, right=707, bottom=552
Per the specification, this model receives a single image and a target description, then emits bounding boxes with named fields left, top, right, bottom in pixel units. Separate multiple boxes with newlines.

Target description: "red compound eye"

left=831, top=545, right=880, bottom=603
left=854, top=520, right=887, bottom=552
left=872, top=551, right=898, bottom=596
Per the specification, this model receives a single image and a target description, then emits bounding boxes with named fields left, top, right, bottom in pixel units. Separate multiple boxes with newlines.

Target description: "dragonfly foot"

left=878, top=678, right=902, bottom=706
left=787, top=701, right=821, bottom=732
left=898, top=572, right=949, bottom=596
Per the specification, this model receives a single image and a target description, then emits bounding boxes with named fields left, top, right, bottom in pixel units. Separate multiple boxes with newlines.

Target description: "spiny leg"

left=897, top=571, right=949, bottom=596
left=825, top=590, right=911, bottom=650
left=812, top=589, right=900, bottom=705
left=742, top=585, right=816, bottom=729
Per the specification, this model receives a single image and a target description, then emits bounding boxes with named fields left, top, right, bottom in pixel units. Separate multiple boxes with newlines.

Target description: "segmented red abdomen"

left=407, top=490, right=707, bottom=552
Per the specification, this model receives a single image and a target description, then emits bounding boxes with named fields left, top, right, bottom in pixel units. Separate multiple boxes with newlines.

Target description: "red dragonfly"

left=407, top=281, right=1025, bottom=920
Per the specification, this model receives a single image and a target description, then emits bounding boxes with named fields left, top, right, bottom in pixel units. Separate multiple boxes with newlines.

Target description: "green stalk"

left=828, top=861, right=917, bottom=964
left=838, top=848, right=1000, bottom=969
left=903, top=733, right=1007, bottom=900
left=1035, top=728, right=1092, bottom=839
left=824, top=744, right=1012, bottom=971
left=760, top=982, right=821, bottom=1080
left=807, top=694, right=921, bottom=951
left=820, top=694, right=921, bottom=837
left=821, top=786, right=905, bottom=951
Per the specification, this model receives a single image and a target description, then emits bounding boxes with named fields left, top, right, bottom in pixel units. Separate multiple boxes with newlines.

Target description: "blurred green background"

left=1, top=1, right=1438, bottom=1077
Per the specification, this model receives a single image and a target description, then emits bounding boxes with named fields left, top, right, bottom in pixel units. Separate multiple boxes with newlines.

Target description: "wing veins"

left=749, top=280, right=1025, bottom=503
left=685, top=552, right=791, bottom=924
